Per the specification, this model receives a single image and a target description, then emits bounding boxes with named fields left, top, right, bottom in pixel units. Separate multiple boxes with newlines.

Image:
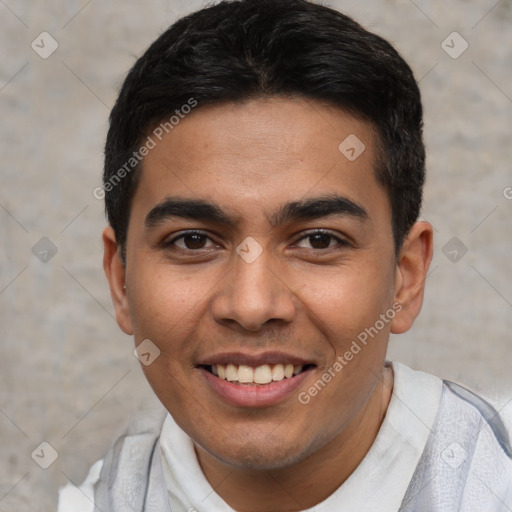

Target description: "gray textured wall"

left=1, top=0, right=511, bottom=510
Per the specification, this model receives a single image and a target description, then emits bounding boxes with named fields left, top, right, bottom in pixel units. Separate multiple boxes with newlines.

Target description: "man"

left=59, top=0, right=512, bottom=510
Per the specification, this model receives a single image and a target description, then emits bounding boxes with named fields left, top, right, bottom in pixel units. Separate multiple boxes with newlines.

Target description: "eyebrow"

left=144, top=194, right=369, bottom=230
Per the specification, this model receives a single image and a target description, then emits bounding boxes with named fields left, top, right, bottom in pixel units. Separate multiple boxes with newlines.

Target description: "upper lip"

left=197, top=351, right=315, bottom=367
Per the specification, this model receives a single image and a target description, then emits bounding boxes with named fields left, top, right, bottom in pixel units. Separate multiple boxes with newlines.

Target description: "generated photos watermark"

left=93, top=97, right=198, bottom=200
left=298, top=302, right=402, bottom=405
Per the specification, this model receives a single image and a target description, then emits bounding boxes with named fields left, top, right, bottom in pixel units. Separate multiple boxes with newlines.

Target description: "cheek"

left=129, top=261, right=204, bottom=338
left=294, top=273, right=392, bottom=434
left=298, top=263, right=394, bottom=346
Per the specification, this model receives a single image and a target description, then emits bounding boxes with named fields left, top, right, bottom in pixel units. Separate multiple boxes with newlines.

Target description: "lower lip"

left=198, top=367, right=314, bottom=408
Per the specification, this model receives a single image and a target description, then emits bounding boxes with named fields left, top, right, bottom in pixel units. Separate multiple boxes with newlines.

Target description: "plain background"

left=1, top=0, right=511, bottom=510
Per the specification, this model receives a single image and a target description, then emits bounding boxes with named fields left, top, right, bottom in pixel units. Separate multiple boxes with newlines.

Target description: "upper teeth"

left=212, top=363, right=303, bottom=384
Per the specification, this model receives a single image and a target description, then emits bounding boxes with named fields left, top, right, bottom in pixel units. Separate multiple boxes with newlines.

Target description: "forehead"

left=131, top=97, right=389, bottom=229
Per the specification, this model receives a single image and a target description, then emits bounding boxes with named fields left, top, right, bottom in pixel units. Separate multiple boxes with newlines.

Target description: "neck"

left=195, top=364, right=394, bottom=512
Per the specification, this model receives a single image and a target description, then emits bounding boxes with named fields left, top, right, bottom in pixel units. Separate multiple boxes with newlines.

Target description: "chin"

left=200, top=433, right=313, bottom=471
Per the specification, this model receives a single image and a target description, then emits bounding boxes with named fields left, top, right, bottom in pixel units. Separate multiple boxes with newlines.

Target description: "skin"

left=103, top=97, right=433, bottom=511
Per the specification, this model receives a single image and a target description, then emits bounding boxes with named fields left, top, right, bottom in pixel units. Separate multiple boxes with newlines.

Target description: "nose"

left=211, top=244, right=296, bottom=332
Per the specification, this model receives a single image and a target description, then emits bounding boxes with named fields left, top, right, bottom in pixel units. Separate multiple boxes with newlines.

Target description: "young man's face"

left=104, top=97, right=430, bottom=472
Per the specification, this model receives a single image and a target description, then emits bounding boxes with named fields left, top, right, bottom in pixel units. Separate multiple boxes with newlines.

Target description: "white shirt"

left=58, top=361, right=481, bottom=511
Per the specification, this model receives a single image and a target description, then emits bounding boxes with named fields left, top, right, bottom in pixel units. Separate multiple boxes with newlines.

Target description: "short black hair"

left=104, top=0, right=425, bottom=264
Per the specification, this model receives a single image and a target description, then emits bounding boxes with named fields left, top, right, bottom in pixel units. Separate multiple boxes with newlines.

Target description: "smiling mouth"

left=200, top=363, right=316, bottom=385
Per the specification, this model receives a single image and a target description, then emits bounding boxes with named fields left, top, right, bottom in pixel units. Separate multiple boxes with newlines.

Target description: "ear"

left=390, top=221, right=433, bottom=334
left=102, top=226, right=133, bottom=335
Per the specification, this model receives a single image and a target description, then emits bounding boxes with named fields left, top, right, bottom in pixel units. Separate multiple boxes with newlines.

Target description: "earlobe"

left=390, top=222, right=433, bottom=334
left=102, top=226, right=134, bottom=335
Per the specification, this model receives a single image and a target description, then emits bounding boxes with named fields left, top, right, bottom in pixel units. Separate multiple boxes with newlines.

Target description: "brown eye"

left=307, top=233, right=333, bottom=249
left=295, top=230, right=348, bottom=250
left=164, top=231, right=216, bottom=251
left=180, top=233, right=208, bottom=249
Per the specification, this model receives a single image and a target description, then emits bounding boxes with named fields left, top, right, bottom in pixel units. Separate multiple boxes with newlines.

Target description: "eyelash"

left=162, top=229, right=349, bottom=253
